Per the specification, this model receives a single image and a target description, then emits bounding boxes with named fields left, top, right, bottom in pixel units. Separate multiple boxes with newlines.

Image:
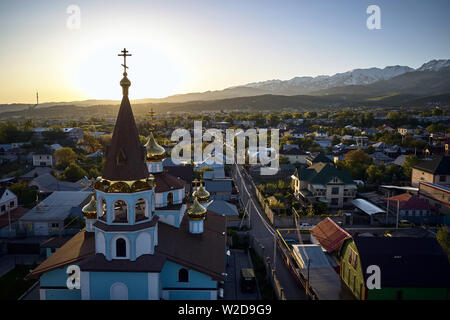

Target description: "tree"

left=436, top=226, right=450, bottom=261
left=64, top=163, right=87, bottom=182
left=305, top=111, right=317, bottom=119
left=344, top=149, right=371, bottom=164
left=9, top=181, right=38, bottom=206
left=402, top=155, right=419, bottom=178
left=54, top=147, right=77, bottom=169
left=306, top=204, right=315, bottom=216
left=81, top=132, right=101, bottom=153
left=337, top=149, right=373, bottom=180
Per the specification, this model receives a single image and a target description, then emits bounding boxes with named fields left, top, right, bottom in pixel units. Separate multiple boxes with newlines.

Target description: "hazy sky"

left=1, top=0, right=449, bottom=103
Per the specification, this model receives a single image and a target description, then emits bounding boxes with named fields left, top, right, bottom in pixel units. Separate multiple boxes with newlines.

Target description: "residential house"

left=0, top=187, right=18, bottom=215
left=18, top=191, right=91, bottom=236
left=291, top=163, right=357, bottom=209
left=310, top=217, right=351, bottom=266
left=33, top=151, right=53, bottom=167
left=340, top=236, right=450, bottom=300
left=418, top=182, right=450, bottom=215
left=280, top=148, right=308, bottom=164
left=306, top=152, right=333, bottom=166
left=398, top=127, right=414, bottom=136
left=63, top=127, right=84, bottom=141
left=204, top=180, right=233, bottom=201
left=384, top=193, right=434, bottom=217
left=411, top=156, right=450, bottom=187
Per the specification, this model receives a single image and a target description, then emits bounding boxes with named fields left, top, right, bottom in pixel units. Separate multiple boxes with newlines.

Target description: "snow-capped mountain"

left=240, top=65, right=415, bottom=95
left=416, top=59, right=450, bottom=72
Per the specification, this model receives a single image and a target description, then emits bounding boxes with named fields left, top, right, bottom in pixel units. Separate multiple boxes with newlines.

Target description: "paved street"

left=232, top=165, right=307, bottom=300
left=224, top=249, right=259, bottom=300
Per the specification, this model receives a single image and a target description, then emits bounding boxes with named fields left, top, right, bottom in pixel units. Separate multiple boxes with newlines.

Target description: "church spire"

left=101, top=48, right=148, bottom=181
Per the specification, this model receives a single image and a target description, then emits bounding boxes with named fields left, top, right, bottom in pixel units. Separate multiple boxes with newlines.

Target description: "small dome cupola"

left=187, top=198, right=207, bottom=221
left=145, top=132, right=166, bottom=161
left=193, top=181, right=210, bottom=204
left=82, top=193, right=97, bottom=219
left=187, top=198, right=207, bottom=234
left=82, top=193, right=97, bottom=232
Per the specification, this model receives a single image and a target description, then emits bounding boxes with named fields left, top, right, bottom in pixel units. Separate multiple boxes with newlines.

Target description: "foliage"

left=402, top=155, right=419, bottom=178
left=436, top=226, right=450, bottom=261
left=54, top=147, right=78, bottom=169
left=8, top=181, right=38, bottom=206
left=63, top=163, right=87, bottom=182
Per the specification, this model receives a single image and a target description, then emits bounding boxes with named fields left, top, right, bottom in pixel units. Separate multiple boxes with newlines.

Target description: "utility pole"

left=386, top=189, right=390, bottom=225
left=273, top=231, right=277, bottom=273
left=396, top=199, right=400, bottom=229
left=7, top=203, right=11, bottom=234
left=306, top=258, right=311, bottom=297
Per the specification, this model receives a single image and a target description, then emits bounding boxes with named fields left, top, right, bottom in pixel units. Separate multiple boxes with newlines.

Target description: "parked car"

left=299, top=222, right=313, bottom=229
left=398, top=219, right=415, bottom=228
left=240, top=268, right=256, bottom=293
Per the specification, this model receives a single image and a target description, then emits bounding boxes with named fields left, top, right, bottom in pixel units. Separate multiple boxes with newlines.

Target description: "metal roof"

left=20, top=191, right=91, bottom=222
left=351, top=198, right=386, bottom=215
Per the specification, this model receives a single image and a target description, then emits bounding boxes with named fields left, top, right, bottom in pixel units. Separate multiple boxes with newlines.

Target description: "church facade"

left=26, top=49, right=227, bottom=300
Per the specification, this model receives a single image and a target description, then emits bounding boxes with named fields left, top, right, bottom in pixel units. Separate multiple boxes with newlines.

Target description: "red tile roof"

left=310, top=217, right=351, bottom=253
left=0, top=206, right=28, bottom=229
left=385, top=193, right=433, bottom=210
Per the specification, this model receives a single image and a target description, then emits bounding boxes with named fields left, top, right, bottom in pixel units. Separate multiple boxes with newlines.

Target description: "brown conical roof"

left=102, top=96, right=148, bottom=181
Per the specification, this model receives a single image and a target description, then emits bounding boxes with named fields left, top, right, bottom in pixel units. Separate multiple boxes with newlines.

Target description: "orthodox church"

left=26, top=49, right=227, bottom=300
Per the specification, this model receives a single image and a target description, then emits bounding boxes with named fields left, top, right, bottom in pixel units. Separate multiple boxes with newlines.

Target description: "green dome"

left=187, top=198, right=207, bottom=221
left=193, top=184, right=210, bottom=201
left=82, top=193, right=97, bottom=219
left=145, top=132, right=166, bottom=161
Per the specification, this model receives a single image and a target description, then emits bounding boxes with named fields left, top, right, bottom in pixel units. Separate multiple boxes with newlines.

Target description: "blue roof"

left=204, top=180, right=232, bottom=192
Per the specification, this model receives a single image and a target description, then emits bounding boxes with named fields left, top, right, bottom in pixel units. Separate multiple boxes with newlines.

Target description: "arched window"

left=116, top=238, right=126, bottom=257
left=135, top=198, right=147, bottom=221
left=99, top=198, right=107, bottom=220
left=114, top=200, right=128, bottom=223
left=110, top=282, right=128, bottom=300
left=178, top=268, right=189, bottom=282
left=167, top=192, right=174, bottom=206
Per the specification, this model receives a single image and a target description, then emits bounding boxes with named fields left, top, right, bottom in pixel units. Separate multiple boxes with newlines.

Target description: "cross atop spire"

left=118, top=48, right=132, bottom=75
left=118, top=48, right=132, bottom=96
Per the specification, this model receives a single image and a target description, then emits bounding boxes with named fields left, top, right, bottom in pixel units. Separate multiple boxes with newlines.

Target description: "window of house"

left=332, top=187, right=339, bottom=195
left=51, top=223, right=59, bottom=228
left=331, top=198, right=339, bottom=206
left=0, top=205, right=5, bottom=212
left=178, top=268, right=189, bottom=282
left=439, top=175, right=446, bottom=182
left=10, top=201, right=14, bottom=207
left=348, top=248, right=358, bottom=269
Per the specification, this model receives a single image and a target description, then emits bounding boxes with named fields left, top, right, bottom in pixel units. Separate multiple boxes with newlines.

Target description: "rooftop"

left=20, top=191, right=91, bottom=222
left=413, top=156, right=450, bottom=175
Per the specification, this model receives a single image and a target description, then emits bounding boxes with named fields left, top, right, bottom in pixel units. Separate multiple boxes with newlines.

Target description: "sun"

left=73, top=41, right=187, bottom=100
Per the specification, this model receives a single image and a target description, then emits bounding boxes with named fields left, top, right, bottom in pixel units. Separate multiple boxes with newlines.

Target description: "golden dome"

left=193, top=183, right=210, bottom=202
left=187, top=198, right=207, bottom=221
left=82, top=193, right=97, bottom=219
left=145, top=132, right=166, bottom=161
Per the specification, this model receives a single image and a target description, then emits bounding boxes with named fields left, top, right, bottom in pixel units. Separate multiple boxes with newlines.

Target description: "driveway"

left=224, top=249, right=259, bottom=300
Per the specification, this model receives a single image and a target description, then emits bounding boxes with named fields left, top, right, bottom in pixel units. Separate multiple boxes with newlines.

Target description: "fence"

left=248, top=233, right=286, bottom=300
left=252, top=178, right=296, bottom=228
